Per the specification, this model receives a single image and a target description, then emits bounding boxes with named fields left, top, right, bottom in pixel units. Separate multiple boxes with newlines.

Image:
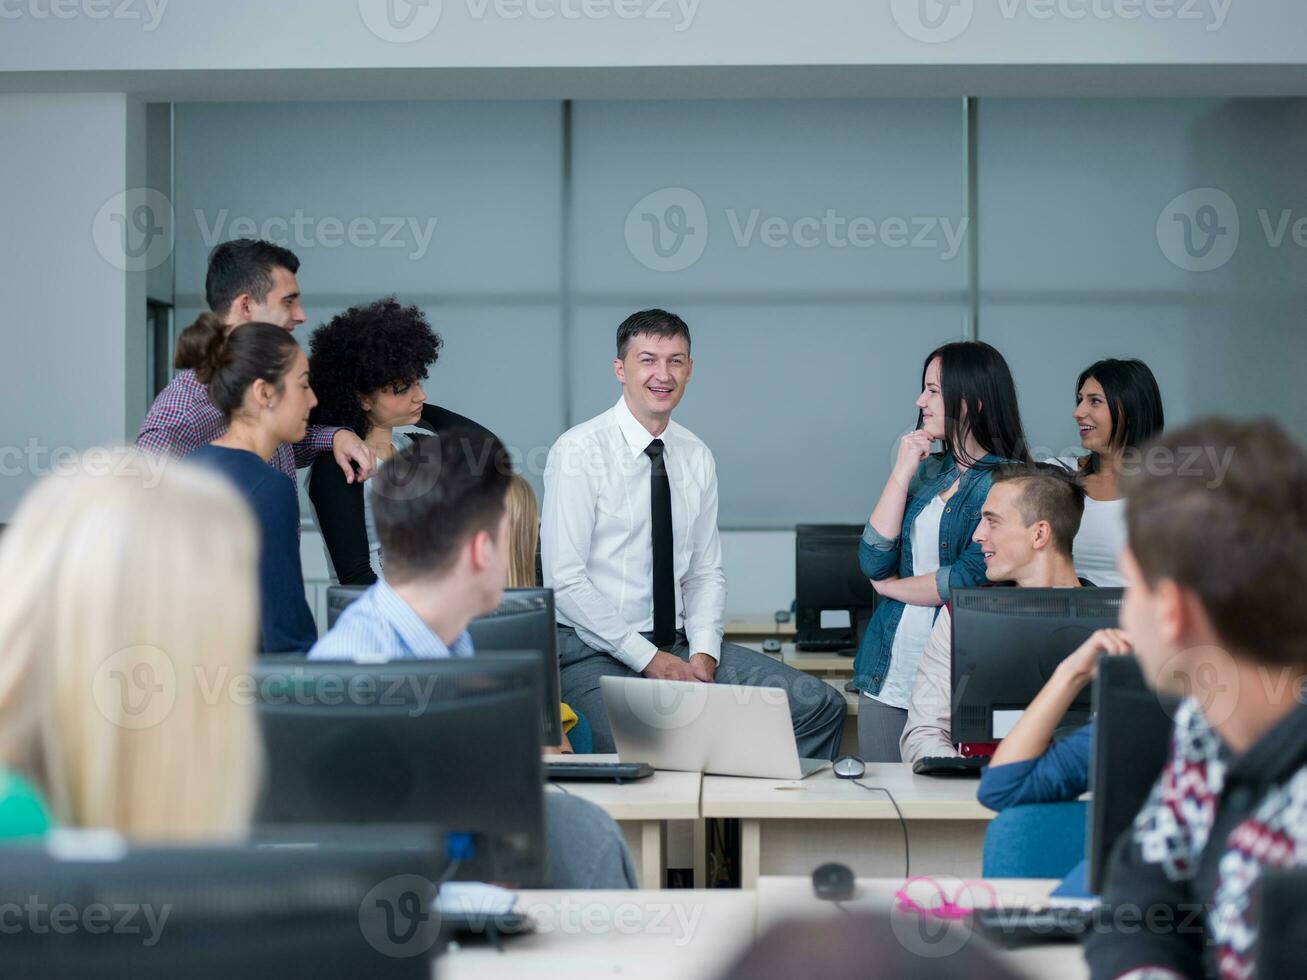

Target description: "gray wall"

left=0, top=93, right=147, bottom=519
left=174, top=97, right=1307, bottom=534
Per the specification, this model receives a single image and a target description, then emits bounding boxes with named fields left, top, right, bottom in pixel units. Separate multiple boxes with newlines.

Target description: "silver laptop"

left=600, top=676, right=830, bottom=779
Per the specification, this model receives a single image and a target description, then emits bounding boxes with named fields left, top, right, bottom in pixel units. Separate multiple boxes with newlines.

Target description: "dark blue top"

left=854, top=452, right=1003, bottom=696
left=977, top=723, right=1093, bottom=811
left=188, top=444, right=318, bottom=654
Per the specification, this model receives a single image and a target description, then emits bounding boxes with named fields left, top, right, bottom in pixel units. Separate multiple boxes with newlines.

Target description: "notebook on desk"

left=600, top=676, right=830, bottom=780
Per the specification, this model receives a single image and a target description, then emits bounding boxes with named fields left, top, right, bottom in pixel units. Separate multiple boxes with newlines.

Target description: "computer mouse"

left=832, top=755, right=866, bottom=779
left=762, top=638, right=783, bottom=654
left=811, top=862, right=855, bottom=902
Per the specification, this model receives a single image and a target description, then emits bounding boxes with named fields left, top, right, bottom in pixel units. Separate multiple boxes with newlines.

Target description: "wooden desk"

left=545, top=755, right=704, bottom=888
left=439, top=888, right=757, bottom=980
left=723, top=617, right=795, bottom=644
left=701, top=764, right=995, bottom=888
left=755, top=876, right=1088, bottom=980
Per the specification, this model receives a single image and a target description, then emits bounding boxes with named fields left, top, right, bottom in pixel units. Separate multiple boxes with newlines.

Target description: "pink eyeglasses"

left=894, top=876, right=999, bottom=920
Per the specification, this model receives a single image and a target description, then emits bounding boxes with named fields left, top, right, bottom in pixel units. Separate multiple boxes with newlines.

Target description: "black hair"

left=920, top=341, right=1029, bottom=468
left=616, top=309, right=691, bottom=359
left=205, top=239, right=301, bottom=315
left=307, top=297, right=442, bottom=439
left=372, top=429, right=513, bottom=583
left=991, top=462, right=1087, bottom=558
left=1076, top=358, right=1165, bottom=474
left=173, top=313, right=301, bottom=419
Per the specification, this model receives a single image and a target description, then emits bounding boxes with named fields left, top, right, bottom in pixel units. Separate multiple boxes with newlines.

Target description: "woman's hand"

left=893, top=429, right=935, bottom=484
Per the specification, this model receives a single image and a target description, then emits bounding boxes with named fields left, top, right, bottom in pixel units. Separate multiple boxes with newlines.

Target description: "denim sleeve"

left=977, top=725, right=1093, bottom=812
left=858, top=521, right=901, bottom=581
left=935, top=533, right=990, bottom=603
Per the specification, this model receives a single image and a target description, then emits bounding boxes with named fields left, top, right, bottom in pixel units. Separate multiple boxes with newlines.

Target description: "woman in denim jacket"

left=855, top=342, right=1028, bottom=761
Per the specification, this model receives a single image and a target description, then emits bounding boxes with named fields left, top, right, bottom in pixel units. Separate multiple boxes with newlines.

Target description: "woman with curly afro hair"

left=307, top=297, right=493, bottom=585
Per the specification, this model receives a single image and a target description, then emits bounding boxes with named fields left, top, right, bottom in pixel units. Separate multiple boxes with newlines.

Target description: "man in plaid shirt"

left=136, top=239, right=375, bottom=486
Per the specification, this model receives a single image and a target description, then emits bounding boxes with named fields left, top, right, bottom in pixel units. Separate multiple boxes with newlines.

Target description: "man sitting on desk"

left=900, top=462, right=1092, bottom=764
left=541, top=309, right=845, bottom=758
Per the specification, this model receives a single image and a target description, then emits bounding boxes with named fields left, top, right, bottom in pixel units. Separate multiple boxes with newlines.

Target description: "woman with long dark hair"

left=1056, top=358, right=1164, bottom=587
left=855, top=341, right=1028, bottom=762
left=181, top=314, right=320, bottom=653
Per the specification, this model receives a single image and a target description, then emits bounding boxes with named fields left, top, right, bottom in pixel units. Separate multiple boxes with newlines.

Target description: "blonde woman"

left=0, top=453, right=262, bottom=840
left=505, top=473, right=588, bottom=754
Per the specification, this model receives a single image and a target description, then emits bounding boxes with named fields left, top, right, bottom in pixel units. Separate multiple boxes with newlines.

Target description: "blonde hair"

left=0, top=452, right=262, bottom=841
left=504, top=473, right=540, bottom=590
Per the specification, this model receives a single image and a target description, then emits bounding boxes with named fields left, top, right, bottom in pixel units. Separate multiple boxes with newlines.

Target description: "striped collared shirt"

left=307, top=577, right=474, bottom=661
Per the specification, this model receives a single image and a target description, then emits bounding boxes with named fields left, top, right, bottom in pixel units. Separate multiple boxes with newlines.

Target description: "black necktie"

left=644, top=439, right=676, bottom=649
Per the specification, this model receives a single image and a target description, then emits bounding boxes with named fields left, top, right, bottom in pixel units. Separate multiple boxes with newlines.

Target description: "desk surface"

left=755, top=876, right=1087, bottom=980
left=724, top=617, right=796, bottom=638
left=701, top=763, right=995, bottom=820
left=439, top=889, right=757, bottom=980
left=545, top=754, right=702, bottom=821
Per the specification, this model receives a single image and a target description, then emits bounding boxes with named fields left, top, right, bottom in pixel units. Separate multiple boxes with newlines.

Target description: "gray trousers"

left=856, top=694, right=909, bottom=763
left=558, top=626, right=847, bottom=762
left=544, top=791, right=638, bottom=889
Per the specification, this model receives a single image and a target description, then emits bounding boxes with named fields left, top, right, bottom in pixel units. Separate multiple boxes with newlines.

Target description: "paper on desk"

left=434, top=882, right=517, bottom=916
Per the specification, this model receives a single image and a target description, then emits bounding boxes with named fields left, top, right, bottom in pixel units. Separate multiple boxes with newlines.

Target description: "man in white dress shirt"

left=541, top=310, right=846, bottom=758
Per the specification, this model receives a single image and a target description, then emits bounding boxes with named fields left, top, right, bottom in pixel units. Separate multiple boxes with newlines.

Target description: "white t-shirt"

left=867, top=493, right=946, bottom=710
left=1050, top=456, right=1127, bottom=587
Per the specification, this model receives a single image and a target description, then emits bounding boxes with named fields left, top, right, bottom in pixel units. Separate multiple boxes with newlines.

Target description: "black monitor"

left=951, top=587, right=1124, bottom=744
left=0, top=829, right=442, bottom=978
left=795, top=524, right=879, bottom=653
left=466, top=588, right=563, bottom=746
left=325, top=585, right=563, bottom=747
left=1087, top=655, right=1179, bottom=893
left=254, top=656, right=547, bottom=886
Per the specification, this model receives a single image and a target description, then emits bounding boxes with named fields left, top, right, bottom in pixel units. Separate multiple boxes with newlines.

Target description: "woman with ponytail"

left=182, top=314, right=320, bottom=653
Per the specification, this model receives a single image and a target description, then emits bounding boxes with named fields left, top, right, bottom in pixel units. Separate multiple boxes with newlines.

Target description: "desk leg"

left=740, top=819, right=761, bottom=890
left=637, top=821, right=663, bottom=889
left=693, top=819, right=707, bottom=888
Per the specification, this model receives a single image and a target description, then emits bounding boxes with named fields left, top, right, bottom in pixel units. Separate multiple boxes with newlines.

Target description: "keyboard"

left=544, top=761, right=654, bottom=783
left=911, top=756, right=989, bottom=777
left=972, top=906, right=1095, bottom=948
left=795, top=637, right=857, bottom=653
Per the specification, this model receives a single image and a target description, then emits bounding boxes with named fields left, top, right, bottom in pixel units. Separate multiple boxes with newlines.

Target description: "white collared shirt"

left=541, top=395, right=727, bottom=672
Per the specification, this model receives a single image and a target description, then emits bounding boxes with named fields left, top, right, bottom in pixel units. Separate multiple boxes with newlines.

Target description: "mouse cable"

left=850, top=781, right=909, bottom=881
left=831, top=900, right=854, bottom=918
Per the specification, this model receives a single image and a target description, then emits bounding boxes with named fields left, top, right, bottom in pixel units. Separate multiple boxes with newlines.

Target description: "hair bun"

left=173, top=312, right=228, bottom=380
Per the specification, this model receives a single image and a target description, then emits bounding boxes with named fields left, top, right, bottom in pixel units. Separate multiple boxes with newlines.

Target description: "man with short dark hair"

left=900, top=462, right=1091, bottom=764
left=541, top=309, right=846, bottom=758
left=310, top=430, right=638, bottom=890
left=1085, top=417, right=1307, bottom=979
left=136, top=239, right=375, bottom=485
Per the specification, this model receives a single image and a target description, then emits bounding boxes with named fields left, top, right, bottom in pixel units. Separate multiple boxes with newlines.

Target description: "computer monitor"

left=254, top=655, right=547, bottom=886
left=1087, top=655, right=1179, bottom=893
left=324, top=585, right=563, bottom=746
left=950, top=587, right=1124, bottom=744
left=1257, top=869, right=1307, bottom=977
left=795, top=524, right=879, bottom=653
left=466, top=588, right=563, bottom=747
left=0, top=829, right=442, bottom=978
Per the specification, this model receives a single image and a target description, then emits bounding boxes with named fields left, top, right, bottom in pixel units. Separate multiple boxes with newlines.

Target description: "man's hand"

left=689, top=653, right=717, bottom=682
left=1055, top=628, right=1132, bottom=690
left=332, top=430, right=376, bottom=484
left=641, top=650, right=704, bottom=683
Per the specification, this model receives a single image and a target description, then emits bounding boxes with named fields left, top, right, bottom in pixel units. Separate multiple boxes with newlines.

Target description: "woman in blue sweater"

left=183, top=314, right=320, bottom=653
left=855, top=342, right=1029, bottom=762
